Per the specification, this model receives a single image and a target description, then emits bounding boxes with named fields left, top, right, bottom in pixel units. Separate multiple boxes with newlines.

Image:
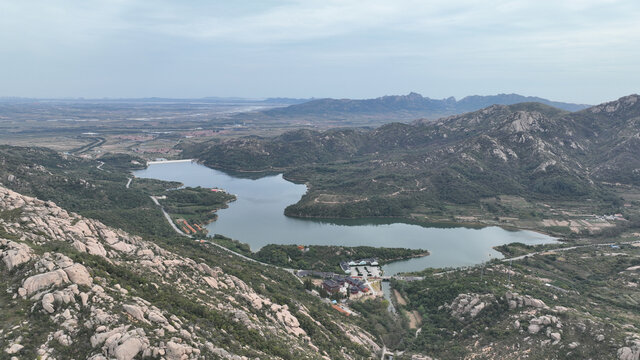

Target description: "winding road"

left=149, top=195, right=296, bottom=274
left=500, top=240, right=640, bottom=262
left=72, top=136, right=106, bottom=154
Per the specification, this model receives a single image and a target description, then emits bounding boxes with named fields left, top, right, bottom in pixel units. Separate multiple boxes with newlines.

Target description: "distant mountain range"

left=256, top=93, right=590, bottom=122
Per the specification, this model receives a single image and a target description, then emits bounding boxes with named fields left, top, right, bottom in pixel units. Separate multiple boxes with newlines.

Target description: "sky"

left=1, top=0, right=639, bottom=104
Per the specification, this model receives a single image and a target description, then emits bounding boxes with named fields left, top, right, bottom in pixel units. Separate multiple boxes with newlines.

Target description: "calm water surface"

left=133, top=162, right=555, bottom=274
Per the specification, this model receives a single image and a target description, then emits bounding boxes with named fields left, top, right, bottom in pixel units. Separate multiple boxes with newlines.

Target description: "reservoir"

left=133, top=161, right=556, bottom=274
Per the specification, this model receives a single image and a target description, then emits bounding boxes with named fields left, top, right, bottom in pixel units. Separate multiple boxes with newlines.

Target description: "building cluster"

left=296, top=257, right=383, bottom=299
left=600, top=213, right=626, bottom=221
left=340, top=258, right=381, bottom=278
left=321, top=276, right=370, bottom=296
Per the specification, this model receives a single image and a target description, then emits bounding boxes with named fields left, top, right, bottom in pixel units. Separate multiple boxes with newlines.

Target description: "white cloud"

left=0, top=0, right=639, bottom=101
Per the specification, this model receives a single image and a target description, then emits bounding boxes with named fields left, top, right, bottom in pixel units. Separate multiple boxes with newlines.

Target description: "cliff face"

left=0, top=186, right=379, bottom=359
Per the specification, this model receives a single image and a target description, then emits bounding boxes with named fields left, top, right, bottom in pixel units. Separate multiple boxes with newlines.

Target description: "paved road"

left=125, top=178, right=132, bottom=188
left=72, top=137, right=106, bottom=154
left=150, top=196, right=192, bottom=238
left=501, top=240, right=640, bottom=262
left=149, top=195, right=296, bottom=274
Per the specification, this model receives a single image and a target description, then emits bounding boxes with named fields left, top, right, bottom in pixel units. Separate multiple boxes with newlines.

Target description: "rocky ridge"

left=186, top=95, right=640, bottom=221
left=0, top=185, right=379, bottom=359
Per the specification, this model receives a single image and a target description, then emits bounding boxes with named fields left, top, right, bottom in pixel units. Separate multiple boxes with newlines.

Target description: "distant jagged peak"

left=413, top=101, right=568, bottom=137
left=378, top=92, right=428, bottom=102
left=400, top=92, right=423, bottom=100
left=377, top=92, right=455, bottom=102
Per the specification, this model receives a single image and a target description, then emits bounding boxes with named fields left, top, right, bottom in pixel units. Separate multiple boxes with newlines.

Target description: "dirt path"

left=148, top=195, right=299, bottom=279
left=407, top=310, right=422, bottom=329
left=393, top=289, right=407, bottom=306
left=501, top=240, right=640, bottom=262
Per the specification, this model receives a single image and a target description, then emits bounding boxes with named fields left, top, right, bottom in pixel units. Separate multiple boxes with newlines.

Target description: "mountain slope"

left=0, top=185, right=381, bottom=359
left=394, top=242, right=640, bottom=360
left=183, top=95, right=640, bottom=221
left=0, top=148, right=382, bottom=359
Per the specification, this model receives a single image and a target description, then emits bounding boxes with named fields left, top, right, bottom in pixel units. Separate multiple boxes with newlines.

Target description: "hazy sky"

left=1, top=0, right=639, bottom=103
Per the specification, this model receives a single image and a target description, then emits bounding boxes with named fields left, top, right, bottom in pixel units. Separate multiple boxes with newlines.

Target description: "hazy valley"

left=0, top=92, right=639, bottom=359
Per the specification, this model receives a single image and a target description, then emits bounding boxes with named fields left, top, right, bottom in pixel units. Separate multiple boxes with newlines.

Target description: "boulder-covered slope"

left=393, top=242, right=640, bottom=360
left=0, top=185, right=380, bottom=359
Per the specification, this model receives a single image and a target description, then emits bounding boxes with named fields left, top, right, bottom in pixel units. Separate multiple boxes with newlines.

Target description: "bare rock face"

left=590, top=94, right=639, bottom=113
left=112, top=336, right=145, bottom=360
left=54, top=330, right=73, bottom=346
left=0, top=184, right=380, bottom=359
left=90, top=326, right=128, bottom=348
left=506, top=111, right=544, bottom=133
left=526, top=315, right=560, bottom=336
left=504, top=291, right=547, bottom=310
left=0, top=239, right=33, bottom=270
left=22, top=269, right=70, bottom=296
left=147, top=310, right=168, bottom=324
left=528, top=323, right=542, bottom=335
left=203, top=276, right=219, bottom=289
left=617, top=338, right=640, bottom=360
left=446, top=293, right=495, bottom=321
left=4, top=343, right=24, bottom=355
left=123, top=304, right=147, bottom=323
left=84, top=239, right=108, bottom=258
left=63, top=263, right=93, bottom=287
left=165, top=341, right=193, bottom=360
left=42, top=293, right=56, bottom=313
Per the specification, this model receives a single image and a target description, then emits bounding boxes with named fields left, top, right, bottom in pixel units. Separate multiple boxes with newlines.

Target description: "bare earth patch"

left=393, top=289, right=407, bottom=306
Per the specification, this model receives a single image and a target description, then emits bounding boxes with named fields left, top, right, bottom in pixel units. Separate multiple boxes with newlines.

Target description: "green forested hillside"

left=182, top=95, right=640, bottom=221
left=0, top=145, right=383, bottom=359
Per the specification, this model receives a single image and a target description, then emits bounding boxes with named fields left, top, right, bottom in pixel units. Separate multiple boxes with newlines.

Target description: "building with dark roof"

left=322, top=279, right=342, bottom=293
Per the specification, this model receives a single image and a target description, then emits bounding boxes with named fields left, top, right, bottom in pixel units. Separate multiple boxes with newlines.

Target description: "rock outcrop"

left=445, top=293, right=495, bottom=321
left=618, top=338, right=640, bottom=360
left=504, top=291, right=547, bottom=309
left=0, top=239, right=33, bottom=270
left=0, top=185, right=379, bottom=359
left=22, top=269, right=70, bottom=296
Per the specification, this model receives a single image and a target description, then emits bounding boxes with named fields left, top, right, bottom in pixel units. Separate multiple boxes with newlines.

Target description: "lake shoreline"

left=133, top=161, right=558, bottom=273
left=191, top=161, right=561, bottom=239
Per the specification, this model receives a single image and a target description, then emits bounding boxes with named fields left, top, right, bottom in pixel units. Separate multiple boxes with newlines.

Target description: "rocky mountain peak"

left=405, top=92, right=424, bottom=100
left=505, top=110, right=546, bottom=133
left=588, top=94, right=640, bottom=114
